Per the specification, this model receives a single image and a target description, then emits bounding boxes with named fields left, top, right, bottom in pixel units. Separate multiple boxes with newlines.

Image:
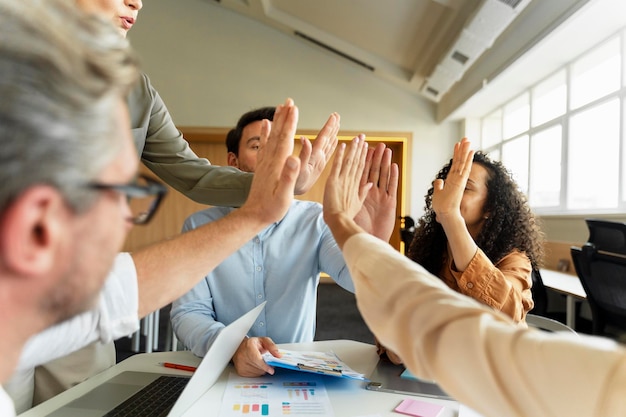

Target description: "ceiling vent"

left=294, top=31, right=375, bottom=72
left=421, top=0, right=532, bottom=102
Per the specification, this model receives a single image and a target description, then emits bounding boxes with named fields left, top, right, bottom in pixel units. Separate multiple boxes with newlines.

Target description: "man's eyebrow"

left=246, top=136, right=261, bottom=144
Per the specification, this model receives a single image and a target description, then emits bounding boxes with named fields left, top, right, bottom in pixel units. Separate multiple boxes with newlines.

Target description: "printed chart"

left=220, top=372, right=333, bottom=417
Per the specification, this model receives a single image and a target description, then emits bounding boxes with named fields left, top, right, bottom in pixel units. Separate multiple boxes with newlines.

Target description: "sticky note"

left=393, top=398, right=444, bottom=417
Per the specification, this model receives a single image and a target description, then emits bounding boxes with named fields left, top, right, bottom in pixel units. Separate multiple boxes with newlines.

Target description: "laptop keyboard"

left=104, top=375, right=190, bottom=417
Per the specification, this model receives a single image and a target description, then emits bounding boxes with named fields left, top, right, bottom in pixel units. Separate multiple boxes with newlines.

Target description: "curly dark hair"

left=407, top=151, right=544, bottom=275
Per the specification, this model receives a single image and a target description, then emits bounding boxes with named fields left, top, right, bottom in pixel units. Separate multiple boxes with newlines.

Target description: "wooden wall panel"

left=122, top=129, right=409, bottom=254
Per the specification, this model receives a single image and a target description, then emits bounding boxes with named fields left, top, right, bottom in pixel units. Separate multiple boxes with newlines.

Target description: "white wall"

left=128, top=0, right=460, bottom=219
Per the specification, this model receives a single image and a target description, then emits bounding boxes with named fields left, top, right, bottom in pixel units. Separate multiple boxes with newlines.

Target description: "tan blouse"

left=439, top=247, right=533, bottom=323
left=378, top=247, right=533, bottom=364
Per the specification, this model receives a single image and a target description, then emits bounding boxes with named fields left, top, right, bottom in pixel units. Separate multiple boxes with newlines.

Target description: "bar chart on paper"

left=220, top=372, right=334, bottom=416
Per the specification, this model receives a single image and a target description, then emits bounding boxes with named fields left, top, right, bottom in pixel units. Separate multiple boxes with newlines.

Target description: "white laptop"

left=46, top=302, right=266, bottom=417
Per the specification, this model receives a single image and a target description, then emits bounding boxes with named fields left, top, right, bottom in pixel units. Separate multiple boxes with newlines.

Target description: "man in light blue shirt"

left=171, top=107, right=398, bottom=377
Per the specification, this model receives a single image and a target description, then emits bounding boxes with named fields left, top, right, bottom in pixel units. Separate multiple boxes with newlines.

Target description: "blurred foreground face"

left=76, top=0, right=116, bottom=16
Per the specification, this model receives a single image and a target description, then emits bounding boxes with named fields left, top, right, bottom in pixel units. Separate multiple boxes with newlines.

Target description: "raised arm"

left=133, top=99, right=301, bottom=318
left=322, top=137, right=626, bottom=417
left=431, top=137, right=477, bottom=271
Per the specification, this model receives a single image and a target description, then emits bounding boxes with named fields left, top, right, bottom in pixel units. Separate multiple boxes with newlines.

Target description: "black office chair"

left=529, top=268, right=548, bottom=316
left=399, top=216, right=415, bottom=256
left=570, top=219, right=626, bottom=336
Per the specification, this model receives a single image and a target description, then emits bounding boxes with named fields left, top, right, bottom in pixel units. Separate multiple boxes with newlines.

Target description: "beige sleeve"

left=343, top=233, right=626, bottom=417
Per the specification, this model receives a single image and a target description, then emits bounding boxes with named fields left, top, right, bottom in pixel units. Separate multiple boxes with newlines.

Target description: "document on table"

left=219, top=371, right=334, bottom=417
left=262, top=349, right=368, bottom=380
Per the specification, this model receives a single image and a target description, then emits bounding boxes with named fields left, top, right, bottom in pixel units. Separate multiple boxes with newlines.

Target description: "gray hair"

left=0, top=0, right=140, bottom=213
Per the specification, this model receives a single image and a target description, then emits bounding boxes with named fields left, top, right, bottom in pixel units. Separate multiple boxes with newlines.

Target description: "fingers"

left=433, top=178, right=444, bottom=192
left=265, top=99, right=297, bottom=162
left=316, top=113, right=340, bottom=153
left=322, top=113, right=340, bottom=158
left=277, top=156, right=300, bottom=196
left=362, top=143, right=396, bottom=196
left=362, top=147, right=374, bottom=187
left=298, top=136, right=313, bottom=166
left=388, top=162, right=399, bottom=199
left=346, top=135, right=367, bottom=179
left=328, top=142, right=346, bottom=184
left=259, top=338, right=281, bottom=358
left=259, top=119, right=271, bottom=150
left=233, top=337, right=277, bottom=377
left=309, top=113, right=339, bottom=164
left=450, top=137, right=474, bottom=179
left=366, top=143, right=385, bottom=186
left=346, top=136, right=371, bottom=202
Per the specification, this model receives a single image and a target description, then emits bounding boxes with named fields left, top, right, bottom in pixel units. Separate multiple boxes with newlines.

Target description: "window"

left=567, top=99, right=620, bottom=210
left=570, top=37, right=620, bottom=110
left=503, top=93, right=529, bottom=139
left=479, top=31, right=626, bottom=215
left=481, top=109, right=502, bottom=149
left=529, top=125, right=562, bottom=207
left=501, top=135, right=529, bottom=195
left=532, top=71, right=566, bottom=127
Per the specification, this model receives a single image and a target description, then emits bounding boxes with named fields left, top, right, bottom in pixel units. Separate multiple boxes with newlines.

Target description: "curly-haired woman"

left=379, top=138, right=545, bottom=365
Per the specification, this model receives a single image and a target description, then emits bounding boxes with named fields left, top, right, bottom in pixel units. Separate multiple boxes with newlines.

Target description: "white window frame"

left=479, top=28, right=626, bottom=216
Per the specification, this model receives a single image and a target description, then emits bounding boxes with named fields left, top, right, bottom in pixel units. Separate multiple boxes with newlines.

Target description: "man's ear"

left=0, top=186, right=67, bottom=277
left=227, top=152, right=239, bottom=168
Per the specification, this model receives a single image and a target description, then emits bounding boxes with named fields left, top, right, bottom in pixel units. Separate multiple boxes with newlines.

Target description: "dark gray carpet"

left=314, top=283, right=374, bottom=344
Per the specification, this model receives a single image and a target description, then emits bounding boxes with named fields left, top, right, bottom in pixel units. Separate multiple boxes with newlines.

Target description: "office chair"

left=571, top=219, right=626, bottom=336
left=526, top=313, right=576, bottom=334
left=529, top=268, right=548, bottom=316
left=399, top=216, right=415, bottom=256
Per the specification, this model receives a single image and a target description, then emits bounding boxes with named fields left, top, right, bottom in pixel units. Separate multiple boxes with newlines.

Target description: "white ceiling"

left=209, top=0, right=626, bottom=121
left=209, top=0, right=530, bottom=103
left=448, top=0, right=626, bottom=121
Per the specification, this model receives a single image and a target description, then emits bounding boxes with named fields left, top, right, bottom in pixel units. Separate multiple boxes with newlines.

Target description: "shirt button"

left=259, top=322, right=265, bottom=327
left=254, top=237, right=260, bottom=244
left=466, top=282, right=474, bottom=289
left=256, top=266, right=262, bottom=272
left=257, top=294, right=263, bottom=299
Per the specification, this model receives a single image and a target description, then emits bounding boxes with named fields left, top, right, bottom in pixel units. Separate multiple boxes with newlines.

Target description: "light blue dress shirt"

left=170, top=201, right=354, bottom=357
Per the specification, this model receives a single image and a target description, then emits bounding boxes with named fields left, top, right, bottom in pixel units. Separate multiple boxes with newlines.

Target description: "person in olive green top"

left=127, top=72, right=340, bottom=206
left=9, top=0, right=341, bottom=411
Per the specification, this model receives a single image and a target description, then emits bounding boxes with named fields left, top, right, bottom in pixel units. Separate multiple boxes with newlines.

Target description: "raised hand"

left=432, top=137, right=474, bottom=224
left=354, top=141, right=399, bottom=241
left=323, top=135, right=371, bottom=221
left=294, top=113, right=340, bottom=194
left=241, top=99, right=300, bottom=224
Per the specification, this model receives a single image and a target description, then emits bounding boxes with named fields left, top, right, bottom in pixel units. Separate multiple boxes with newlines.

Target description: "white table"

left=18, top=340, right=461, bottom=417
left=540, top=269, right=587, bottom=329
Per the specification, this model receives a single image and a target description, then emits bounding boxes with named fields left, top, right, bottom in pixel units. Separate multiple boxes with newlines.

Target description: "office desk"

left=540, top=269, right=586, bottom=329
left=19, top=340, right=460, bottom=417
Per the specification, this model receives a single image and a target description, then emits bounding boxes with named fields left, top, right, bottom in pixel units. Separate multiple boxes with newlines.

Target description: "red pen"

left=160, top=362, right=197, bottom=372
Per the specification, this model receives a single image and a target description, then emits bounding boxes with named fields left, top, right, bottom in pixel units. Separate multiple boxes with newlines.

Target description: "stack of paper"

left=262, top=349, right=368, bottom=381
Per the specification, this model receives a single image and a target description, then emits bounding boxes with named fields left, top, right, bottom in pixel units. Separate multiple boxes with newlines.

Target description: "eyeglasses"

left=87, top=174, right=168, bottom=225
